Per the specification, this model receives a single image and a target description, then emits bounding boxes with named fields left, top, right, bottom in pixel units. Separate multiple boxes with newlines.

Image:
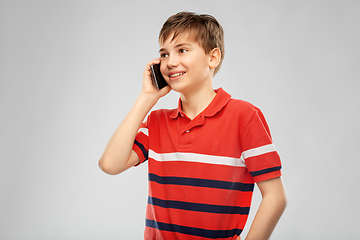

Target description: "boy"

left=99, top=11, right=287, bottom=240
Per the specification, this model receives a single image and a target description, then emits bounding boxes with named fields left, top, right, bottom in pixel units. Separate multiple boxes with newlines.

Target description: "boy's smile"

left=168, top=71, right=186, bottom=81
left=158, top=32, right=214, bottom=95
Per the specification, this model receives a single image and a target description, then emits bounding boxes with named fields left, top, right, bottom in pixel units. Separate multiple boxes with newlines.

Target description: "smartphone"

left=150, top=63, right=168, bottom=89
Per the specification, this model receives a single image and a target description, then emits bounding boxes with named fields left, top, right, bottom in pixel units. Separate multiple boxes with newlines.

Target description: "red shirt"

left=132, top=88, right=282, bottom=240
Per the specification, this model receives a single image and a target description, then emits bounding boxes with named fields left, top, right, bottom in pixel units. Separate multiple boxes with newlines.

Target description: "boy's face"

left=159, top=32, right=214, bottom=95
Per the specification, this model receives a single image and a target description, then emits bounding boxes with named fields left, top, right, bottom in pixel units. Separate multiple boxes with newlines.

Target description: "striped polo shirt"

left=132, top=88, right=282, bottom=240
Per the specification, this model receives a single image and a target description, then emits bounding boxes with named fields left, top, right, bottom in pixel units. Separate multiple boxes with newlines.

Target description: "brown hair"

left=159, top=11, right=225, bottom=75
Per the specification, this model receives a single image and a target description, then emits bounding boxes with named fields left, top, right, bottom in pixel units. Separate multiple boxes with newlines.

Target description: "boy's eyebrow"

left=159, top=43, right=192, bottom=53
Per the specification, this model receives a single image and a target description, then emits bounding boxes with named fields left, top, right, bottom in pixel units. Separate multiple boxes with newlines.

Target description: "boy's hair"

left=159, top=11, right=225, bottom=75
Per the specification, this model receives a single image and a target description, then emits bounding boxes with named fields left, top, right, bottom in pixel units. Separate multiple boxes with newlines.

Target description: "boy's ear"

left=209, top=48, right=221, bottom=69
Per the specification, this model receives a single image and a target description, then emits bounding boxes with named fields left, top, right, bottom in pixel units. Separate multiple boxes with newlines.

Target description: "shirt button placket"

left=180, top=128, right=193, bottom=150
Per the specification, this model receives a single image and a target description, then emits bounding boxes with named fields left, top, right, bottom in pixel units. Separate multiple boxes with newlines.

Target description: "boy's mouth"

left=169, top=72, right=185, bottom=78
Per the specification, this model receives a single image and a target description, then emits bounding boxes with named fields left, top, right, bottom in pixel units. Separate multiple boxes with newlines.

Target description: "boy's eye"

left=160, top=53, right=168, bottom=58
left=179, top=48, right=188, bottom=53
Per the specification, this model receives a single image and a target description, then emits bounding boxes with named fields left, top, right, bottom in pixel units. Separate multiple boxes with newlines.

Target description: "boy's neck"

left=180, top=84, right=216, bottom=120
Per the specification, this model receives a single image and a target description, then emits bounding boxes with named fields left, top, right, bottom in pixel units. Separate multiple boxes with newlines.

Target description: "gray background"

left=1, top=0, right=359, bottom=239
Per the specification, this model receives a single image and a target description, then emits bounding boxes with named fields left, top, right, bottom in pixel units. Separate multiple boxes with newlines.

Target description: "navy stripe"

left=146, top=219, right=242, bottom=239
left=250, top=166, right=282, bottom=177
left=134, top=139, right=148, bottom=160
left=149, top=173, right=254, bottom=191
left=148, top=196, right=250, bottom=215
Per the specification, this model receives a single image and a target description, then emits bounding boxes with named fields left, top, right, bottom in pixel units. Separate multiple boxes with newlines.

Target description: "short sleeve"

left=241, top=110, right=282, bottom=182
left=132, top=120, right=149, bottom=166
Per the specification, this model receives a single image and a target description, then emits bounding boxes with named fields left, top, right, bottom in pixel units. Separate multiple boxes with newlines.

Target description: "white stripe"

left=149, top=150, right=246, bottom=167
left=241, top=144, right=276, bottom=160
left=139, top=128, right=148, bottom=136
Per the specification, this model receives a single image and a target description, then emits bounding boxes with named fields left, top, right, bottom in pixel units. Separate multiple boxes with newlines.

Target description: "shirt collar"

left=170, top=88, right=232, bottom=119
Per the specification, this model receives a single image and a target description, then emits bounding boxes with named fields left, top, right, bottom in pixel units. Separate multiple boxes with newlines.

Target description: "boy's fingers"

left=146, top=58, right=161, bottom=68
left=144, top=58, right=161, bottom=79
left=142, top=58, right=170, bottom=96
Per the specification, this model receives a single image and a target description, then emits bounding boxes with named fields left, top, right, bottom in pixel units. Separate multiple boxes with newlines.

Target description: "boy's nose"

left=167, top=55, right=179, bottom=68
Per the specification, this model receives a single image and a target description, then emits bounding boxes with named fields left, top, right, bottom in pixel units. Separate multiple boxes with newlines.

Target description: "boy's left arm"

left=242, top=177, right=287, bottom=240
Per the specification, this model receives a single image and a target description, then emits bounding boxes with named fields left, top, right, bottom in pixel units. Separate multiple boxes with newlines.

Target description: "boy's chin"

left=170, top=84, right=199, bottom=95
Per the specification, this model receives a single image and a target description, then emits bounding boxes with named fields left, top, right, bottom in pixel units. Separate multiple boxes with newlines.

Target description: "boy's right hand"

left=99, top=58, right=171, bottom=176
left=141, top=58, right=171, bottom=101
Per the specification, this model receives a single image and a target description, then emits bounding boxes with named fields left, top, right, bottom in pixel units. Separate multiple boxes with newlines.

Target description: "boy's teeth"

left=170, top=72, right=184, bottom=77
